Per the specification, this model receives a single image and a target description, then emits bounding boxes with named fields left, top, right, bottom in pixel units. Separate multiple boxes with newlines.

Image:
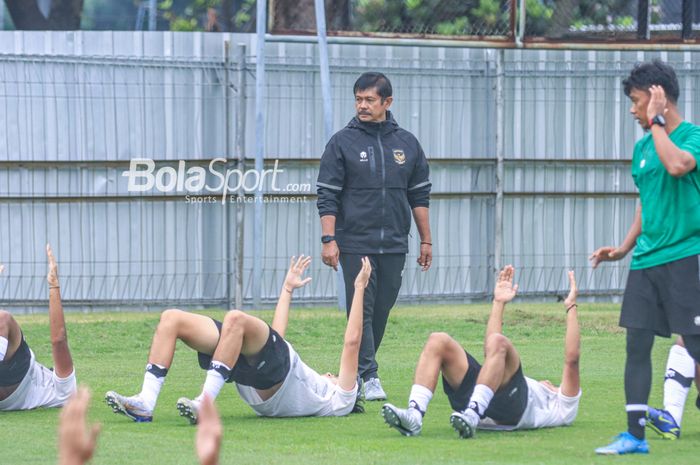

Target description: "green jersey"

left=631, top=121, right=700, bottom=270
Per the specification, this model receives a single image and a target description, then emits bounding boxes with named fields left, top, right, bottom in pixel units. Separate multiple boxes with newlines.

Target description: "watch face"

left=653, top=115, right=666, bottom=126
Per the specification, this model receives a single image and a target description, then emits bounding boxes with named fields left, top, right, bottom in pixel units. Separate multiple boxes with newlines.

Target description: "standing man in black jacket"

left=316, top=72, right=432, bottom=401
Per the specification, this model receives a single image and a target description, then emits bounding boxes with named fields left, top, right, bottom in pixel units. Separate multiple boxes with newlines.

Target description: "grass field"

left=2, top=302, right=699, bottom=465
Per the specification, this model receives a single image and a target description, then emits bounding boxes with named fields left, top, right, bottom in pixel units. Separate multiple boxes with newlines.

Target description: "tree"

left=352, top=0, right=510, bottom=36
left=271, top=0, right=350, bottom=32
left=158, top=0, right=256, bottom=32
left=5, top=0, right=84, bottom=30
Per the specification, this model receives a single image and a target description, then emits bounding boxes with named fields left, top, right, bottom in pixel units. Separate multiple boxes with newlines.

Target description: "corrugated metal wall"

left=1, top=32, right=698, bottom=311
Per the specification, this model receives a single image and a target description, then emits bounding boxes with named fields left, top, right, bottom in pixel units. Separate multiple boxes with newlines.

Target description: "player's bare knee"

left=426, top=332, right=452, bottom=352
left=158, top=308, right=184, bottom=331
left=0, top=309, right=13, bottom=332
left=484, top=333, right=511, bottom=355
left=222, top=310, right=246, bottom=333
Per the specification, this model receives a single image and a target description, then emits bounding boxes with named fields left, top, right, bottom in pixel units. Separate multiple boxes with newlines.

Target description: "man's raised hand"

left=283, top=255, right=313, bottom=293
left=58, top=387, right=101, bottom=465
left=196, top=395, right=222, bottom=465
left=354, top=257, right=372, bottom=289
left=47, top=243, right=60, bottom=288
left=564, top=270, right=578, bottom=309
left=493, top=265, right=518, bottom=303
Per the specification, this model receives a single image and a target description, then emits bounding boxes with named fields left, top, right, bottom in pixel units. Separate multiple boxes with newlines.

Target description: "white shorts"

left=0, top=350, right=76, bottom=411
left=516, top=377, right=581, bottom=429
left=479, top=377, right=581, bottom=431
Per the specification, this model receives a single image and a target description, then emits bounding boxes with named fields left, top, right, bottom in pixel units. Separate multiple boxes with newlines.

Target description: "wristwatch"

left=649, top=114, right=666, bottom=127
left=321, top=235, right=335, bottom=244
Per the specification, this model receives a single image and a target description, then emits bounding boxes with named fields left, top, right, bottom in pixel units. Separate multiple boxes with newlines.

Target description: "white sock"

left=0, top=337, right=8, bottom=361
left=467, top=384, right=494, bottom=417
left=139, top=369, right=166, bottom=411
left=408, top=384, right=433, bottom=416
left=201, top=361, right=231, bottom=400
left=664, top=344, right=696, bottom=426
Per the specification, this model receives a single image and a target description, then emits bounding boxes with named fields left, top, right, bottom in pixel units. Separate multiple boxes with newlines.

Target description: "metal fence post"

left=682, top=0, right=693, bottom=40
left=493, top=49, right=505, bottom=281
left=234, top=43, right=247, bottom=310
left=638, top=0, right=650, bottom=40
left=224, top=40, right=232, bottom=309
left=148, top=0, right=157, bottom=31
left=253, top=1, right=267, bottom=308
left=314, top=0, right=345, bottom=310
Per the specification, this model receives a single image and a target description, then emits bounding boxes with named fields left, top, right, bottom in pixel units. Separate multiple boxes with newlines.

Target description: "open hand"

left=283, top=255, right=312, bottom=292
left=564, top=270, right=577, bottom=308
left=58, top=387, right=101, bottom=465
left=196, top=395, right=222, bottom=465
left=354, top=257, right=372, bottom=289
left=47, top=244, right=59, bottom=288
left=588, top=246, right=626, bottom=269
left=647, top=85, right=668, bottom=120
left=494, top=265, right=518, bottom=303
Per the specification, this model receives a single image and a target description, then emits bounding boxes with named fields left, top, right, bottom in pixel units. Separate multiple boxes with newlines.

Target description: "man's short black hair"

left=353, top=72, right=392, bottom=101
left=623, top=59, right=680, bottom=103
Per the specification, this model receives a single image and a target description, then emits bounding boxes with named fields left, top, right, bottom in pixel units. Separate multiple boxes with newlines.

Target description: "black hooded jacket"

left=316, top=111, right=431, bottom=254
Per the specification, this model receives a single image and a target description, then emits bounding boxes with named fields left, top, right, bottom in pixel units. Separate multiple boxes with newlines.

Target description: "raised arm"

left=47, top=244, right=73, bottom=378
left=270, top=255, right=312, bottom=338
left=195, top=395, right=222, bottom=465
left=337, top=257, right=371, bottom=391
left=647, top=85, right=696, bottom=177
left=485, top=265, right=518, bottom=341
left=589, top=204, right=641, bottom=268
left=559, top=270, right=581, bottom=397
left=58, top=387, right=101, bottom=465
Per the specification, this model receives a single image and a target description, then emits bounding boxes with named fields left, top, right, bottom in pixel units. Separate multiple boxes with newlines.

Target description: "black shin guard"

left=208, top=361, right=232, bottom=381
left=624, top=328, right=655, bottom=439
left=146, top=363, right=169, bottom=378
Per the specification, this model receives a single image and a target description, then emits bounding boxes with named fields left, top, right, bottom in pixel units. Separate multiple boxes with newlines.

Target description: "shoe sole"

left=104, top=392, right=152, bottom=423
left=595, top=448, right=649, bottom=455
left=176, top=400, right=198, bottom=425
left=450, top=414, right=475, bottom=439
left=647, top=421, right=679, bottom=440
left=381, top=405, right=419, bottom=437
left=365, top=394, right=387, bottom=401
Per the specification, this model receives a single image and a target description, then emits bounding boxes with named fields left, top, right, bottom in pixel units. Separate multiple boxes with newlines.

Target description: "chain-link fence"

left=1, top=1, right=698, bottom=42
left=524, top=0, right=700, bottom=40
left=3, top=32, right=700, bottom=312
left=271, top=0, right=514, bottom=37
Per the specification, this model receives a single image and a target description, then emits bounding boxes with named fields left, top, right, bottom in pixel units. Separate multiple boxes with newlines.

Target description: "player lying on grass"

left=381, top=266, right=581, bottom=438
left=646, top=337, right=700, bottom=439
left=106, top=255, right=370, bottom=423
left=0, top=245, right=77, bottom=411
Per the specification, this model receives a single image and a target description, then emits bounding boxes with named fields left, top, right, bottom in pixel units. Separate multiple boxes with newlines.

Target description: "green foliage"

left=355, top=0, right=510, bottom=35
left=154, top=0, right=255, bottom=32
left=523, top=0, right=553, bottom=34
left=525, top=0, right=636, bottom=35
left=1, top=305, right=698, bottom=464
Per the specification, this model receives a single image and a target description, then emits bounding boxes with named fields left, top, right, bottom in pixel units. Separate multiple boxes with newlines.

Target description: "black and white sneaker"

left=176, top=397, right=200, bottom=425
left=381, top=403, right=422, bottom=436
left=450, top=411, right=478, bottom=439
